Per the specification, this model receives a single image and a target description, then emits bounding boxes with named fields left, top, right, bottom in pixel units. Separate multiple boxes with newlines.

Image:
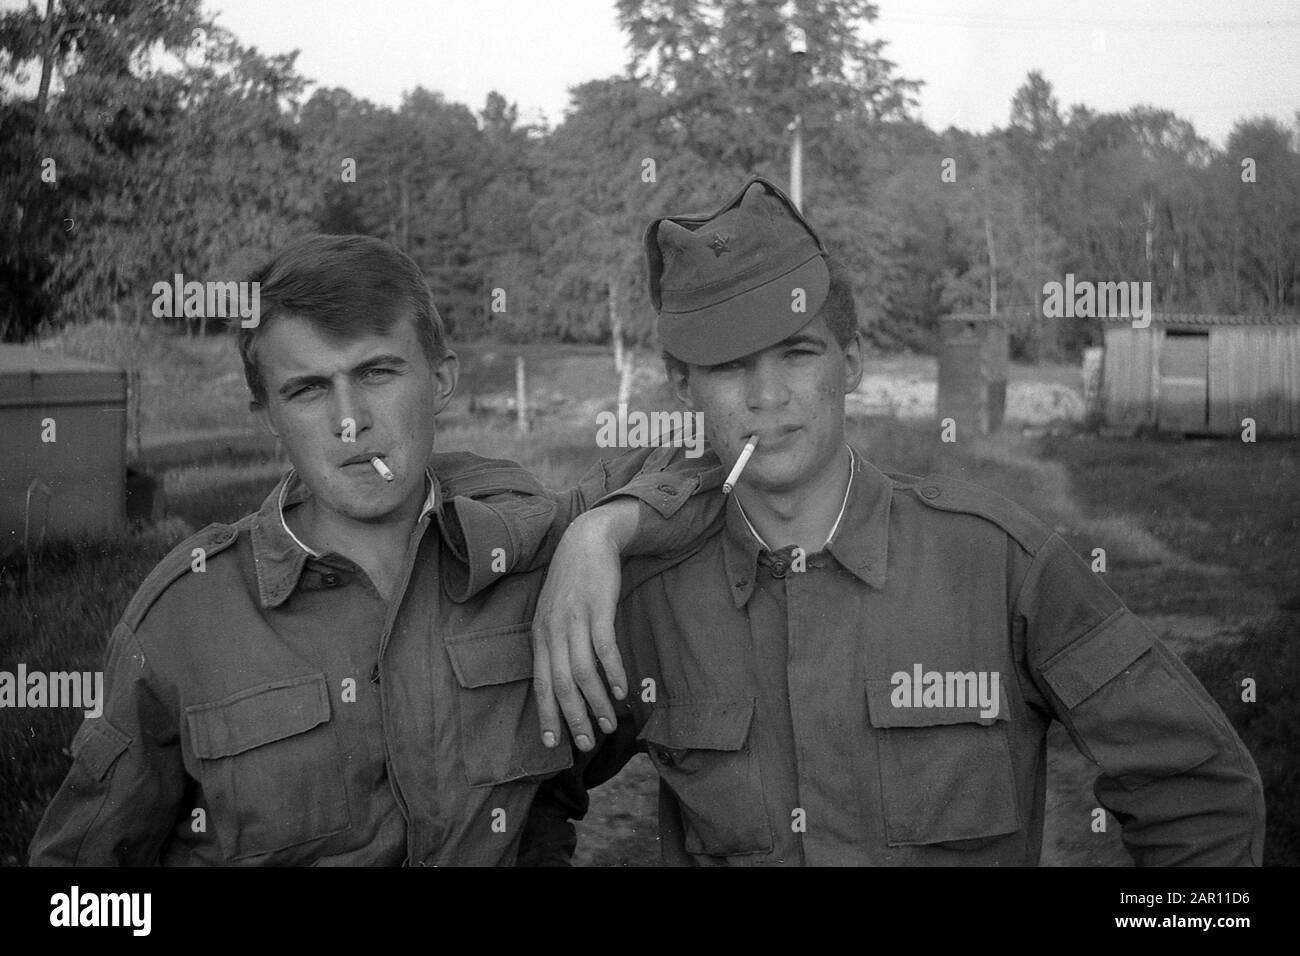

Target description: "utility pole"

left=788, top=24, right=807, bottom=210
left=790, top=114, right=803, bottom=211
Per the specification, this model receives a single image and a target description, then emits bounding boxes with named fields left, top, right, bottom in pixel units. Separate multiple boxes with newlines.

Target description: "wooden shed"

left=1100, top=314, right=1300, bottom=436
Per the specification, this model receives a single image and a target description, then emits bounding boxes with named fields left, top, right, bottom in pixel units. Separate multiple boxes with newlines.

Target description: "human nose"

left=332, top=379, right=372, bottom=440
left=745, top=356, right=790, bottom=411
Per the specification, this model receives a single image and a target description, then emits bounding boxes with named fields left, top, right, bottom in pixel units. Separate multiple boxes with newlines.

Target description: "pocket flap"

left=639, top=698, right=755, bottom=751
left=187, top=674, right=331, bottom=759
left=866, top=675, right=1009, bottom=728
left=71, top=718, right=131, bottom=781
left=447, top=624, right=533, bottom=688
left=1039, top=609, right=1153, bottom=710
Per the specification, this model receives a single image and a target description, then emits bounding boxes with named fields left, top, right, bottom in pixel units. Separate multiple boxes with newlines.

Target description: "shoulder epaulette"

left=902, top=473, right=1053, bottom=554
left=119, top=522, right=241, bottom=630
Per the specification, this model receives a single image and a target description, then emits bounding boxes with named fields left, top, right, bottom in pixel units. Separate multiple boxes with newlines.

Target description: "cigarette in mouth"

left=370, top=456, right=394, bottom=481
left=722, top=436, right=758, bottom=494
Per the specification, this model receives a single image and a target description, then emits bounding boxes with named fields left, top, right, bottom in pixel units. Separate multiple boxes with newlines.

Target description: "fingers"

left=590, top=595, right=627, bottom=709
left=532, top=522, right=627, bottom=752
left=569, top=615, right=617, bottom=739
left=551, top=610, right=597, bottom=752
left=532, top=628, right=562, bottom=749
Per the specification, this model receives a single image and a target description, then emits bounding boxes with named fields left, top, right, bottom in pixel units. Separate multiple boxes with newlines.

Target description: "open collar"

left=250, top=468, right=439, bottom=609
left=722, top=445, right=891, bottom=607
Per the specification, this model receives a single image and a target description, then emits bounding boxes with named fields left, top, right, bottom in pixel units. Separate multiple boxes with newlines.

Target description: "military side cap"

left=646, top=177, right=829, bottom=366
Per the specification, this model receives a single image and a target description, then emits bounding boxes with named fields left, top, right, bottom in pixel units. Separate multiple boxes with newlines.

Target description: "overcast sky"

left=8, top=0, right=1300, bottom=146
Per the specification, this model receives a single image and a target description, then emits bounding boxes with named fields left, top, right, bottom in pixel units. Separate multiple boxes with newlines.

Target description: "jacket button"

left=920, top=485, right=941, bottom=499
left=656, top=749, right=676, bottom=766
left=770, top=559, right=788, bottom=578
left=321, top=572, right=341, bottom=587
left=657, top=483, right=679, bottom=495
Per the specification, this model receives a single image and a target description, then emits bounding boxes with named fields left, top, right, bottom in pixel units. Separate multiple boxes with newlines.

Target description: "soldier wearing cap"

left=525, top=177, right=1265, bottom=866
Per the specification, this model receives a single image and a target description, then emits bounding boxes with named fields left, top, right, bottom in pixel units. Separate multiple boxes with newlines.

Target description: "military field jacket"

left=30, top=447, right=720, bottom=866
left=527, top=447, right=1265, bottom=866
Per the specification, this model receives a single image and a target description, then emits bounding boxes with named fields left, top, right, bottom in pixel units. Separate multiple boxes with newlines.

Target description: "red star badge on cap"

left=709, top=232, right=731, bottom=256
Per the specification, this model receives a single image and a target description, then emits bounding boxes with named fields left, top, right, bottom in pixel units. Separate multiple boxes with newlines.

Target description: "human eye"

left=289, top=382, right=324, bottom=399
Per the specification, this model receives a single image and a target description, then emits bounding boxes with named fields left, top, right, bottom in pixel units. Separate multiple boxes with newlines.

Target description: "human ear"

left=668, top=363, right=696, bottom=410
left=431, top=349, right=460, bottom=413
left=842, top=332, right=864, bottom=394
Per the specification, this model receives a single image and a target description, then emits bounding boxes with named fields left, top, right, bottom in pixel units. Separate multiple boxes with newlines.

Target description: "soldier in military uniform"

left=29, top=234, right=718, bottom=866
left=526, top=178, right=1265, bottom=865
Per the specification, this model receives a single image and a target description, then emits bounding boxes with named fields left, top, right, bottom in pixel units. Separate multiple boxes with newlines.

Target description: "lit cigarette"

left=370, top=456, right=394, bottom=481
left=722, top=436, right=758, bottom=494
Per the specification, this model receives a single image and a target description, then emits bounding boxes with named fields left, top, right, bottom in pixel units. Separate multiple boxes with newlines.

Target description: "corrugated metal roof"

left=1098, top=313, right=1300, bottom=327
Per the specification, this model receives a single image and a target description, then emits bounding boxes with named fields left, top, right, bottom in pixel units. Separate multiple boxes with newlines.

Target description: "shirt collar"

left=733, top=445, right=856, bottom=552
left=251, top=467, right=440, bottom=608
left=722, top=444, right=891, bottom=607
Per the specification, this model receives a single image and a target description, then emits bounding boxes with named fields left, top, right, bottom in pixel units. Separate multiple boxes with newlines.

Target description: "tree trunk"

left=1144, top=196, right=1155, bottom=290
left=609, top=276, right=624, bottom=373
left=983, top=212, right=998, bottom=316
left=35, top=0, right=56, bottom=124
left=515, top=355, right=528, bottom=435
left=400, top=168, right=410, bottom=252
left=610, top=275, right=633, bottom=406
left=617, top=359, right=633, bottom=408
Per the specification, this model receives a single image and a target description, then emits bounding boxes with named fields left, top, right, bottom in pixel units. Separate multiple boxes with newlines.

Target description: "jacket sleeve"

left=432, top=452, right=557, bottom=602
left=1018, top=533, right=1265, bottom=866
left=534, top=441, right=726, bottom=566
left=436, top=445, right=725, bottom=602
left=29, top=622, right=186, bottom=866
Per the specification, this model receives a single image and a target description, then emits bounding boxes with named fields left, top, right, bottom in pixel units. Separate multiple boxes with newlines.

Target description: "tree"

left=524, top=76, right=747, bottom=359
left=616, top=0, right=920, bottom=175
left=1223, top=118, right=1300, bottom=311
left=50, top=28, right=317, bottom=332
left=0, top=0, right=205, bottom=337
left=938, top=132, right=1065, bottom=359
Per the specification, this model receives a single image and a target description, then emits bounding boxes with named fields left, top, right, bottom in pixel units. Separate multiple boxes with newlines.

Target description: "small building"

left=1100, top=314, right=1300, bottom=436
left=0, top=344, right=127, bottom=553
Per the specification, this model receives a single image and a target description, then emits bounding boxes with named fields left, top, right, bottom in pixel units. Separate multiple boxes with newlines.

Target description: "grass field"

left=3, top=326, right=1295, bottom=865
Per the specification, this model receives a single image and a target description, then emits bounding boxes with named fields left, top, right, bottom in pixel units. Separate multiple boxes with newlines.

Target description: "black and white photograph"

left=0, top=0, right=1294, bottom=933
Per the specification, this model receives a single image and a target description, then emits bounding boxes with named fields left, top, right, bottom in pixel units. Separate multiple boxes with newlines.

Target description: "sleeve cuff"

left=438, top=495, right=555, bottom=602
left=439, top=497, right=516, bottom=603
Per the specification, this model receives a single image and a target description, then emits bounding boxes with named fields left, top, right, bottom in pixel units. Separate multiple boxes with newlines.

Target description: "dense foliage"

left=3, top=0, right=1298, bottom=359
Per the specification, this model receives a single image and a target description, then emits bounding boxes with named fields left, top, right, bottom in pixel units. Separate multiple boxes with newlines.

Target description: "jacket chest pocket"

left=865, top=678, right=1021, bottom=849
left=186, top=674, right=351, bottom=861
left=639, top=698, right=772, bottom=857
left=446, top=624, right=573, bottom=786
